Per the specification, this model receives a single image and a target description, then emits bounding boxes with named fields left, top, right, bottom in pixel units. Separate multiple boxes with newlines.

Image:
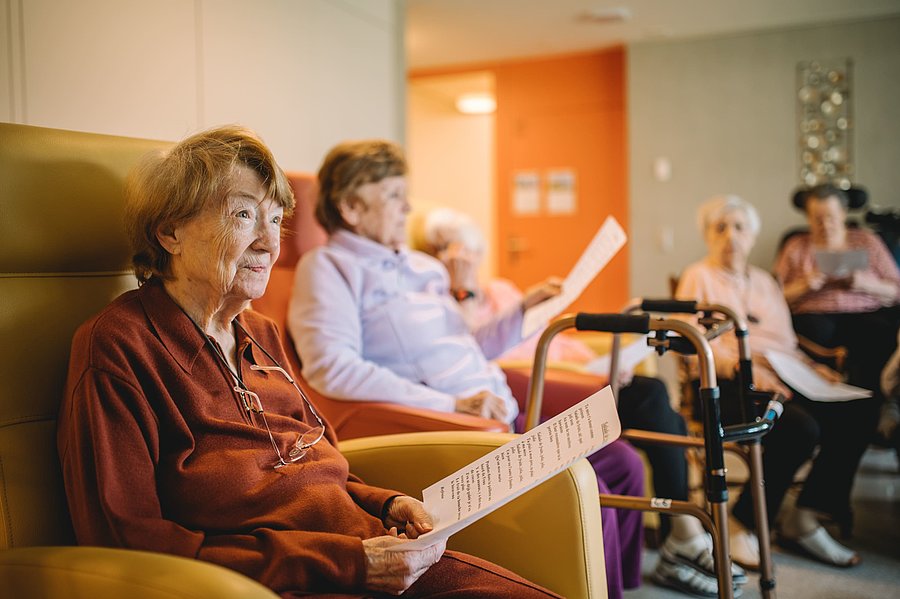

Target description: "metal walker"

left=525, top=304, right=782, bottom=599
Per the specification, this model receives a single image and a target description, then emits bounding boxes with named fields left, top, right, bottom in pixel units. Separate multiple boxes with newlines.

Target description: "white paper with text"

left=389, top=386, right=621, bottom=551
left=764, top=349, right=872, bottom=402
left=521, top=217, right=627, bottom=338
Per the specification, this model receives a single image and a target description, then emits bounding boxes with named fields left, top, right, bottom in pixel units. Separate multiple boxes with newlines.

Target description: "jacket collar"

left=330, top=229, right=408, bottom=263
left=139, top=277, right=260, bottom=374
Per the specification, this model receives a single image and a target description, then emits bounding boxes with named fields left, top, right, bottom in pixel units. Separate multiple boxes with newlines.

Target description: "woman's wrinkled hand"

left=522, top=277, right=563, bottom=311
left=439, top=242, right=480, bottom=293
left=455, top=390, right=509, bottom=421
left=848, top=270, right=900, bottom=304
left=363, top=535, right=446, bottom=595
left=383, top=496, right=433, bottom=539
left=805, top=269, right=827, bottom=292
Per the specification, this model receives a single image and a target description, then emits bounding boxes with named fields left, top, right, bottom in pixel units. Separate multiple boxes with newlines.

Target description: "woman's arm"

left=852, top=231, right=900, bottom=305
left=59, top=367, right=373, bottom=594
left=774, top=238, right=826, bottom=304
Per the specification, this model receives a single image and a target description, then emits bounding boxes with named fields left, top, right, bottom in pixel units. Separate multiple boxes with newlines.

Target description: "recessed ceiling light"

left=577, top=7, right=632, bottom=24
left=456, top=93, right=496, bottom=115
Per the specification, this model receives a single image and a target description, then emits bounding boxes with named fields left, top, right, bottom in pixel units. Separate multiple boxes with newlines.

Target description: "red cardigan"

left=58, top=279, right=400, bottom=595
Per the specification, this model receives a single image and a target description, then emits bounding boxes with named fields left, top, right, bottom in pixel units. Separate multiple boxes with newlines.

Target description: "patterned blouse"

left=774, top=228, right=900, bottom=314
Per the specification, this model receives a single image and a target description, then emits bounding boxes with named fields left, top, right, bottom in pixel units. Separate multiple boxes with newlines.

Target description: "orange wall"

left=493, top=47, right=628, bottom=313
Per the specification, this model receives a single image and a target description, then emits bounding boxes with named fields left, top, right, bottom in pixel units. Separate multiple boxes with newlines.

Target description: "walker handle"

left=640, top=299, right=698, bottom=314
left=574, top=313, right=651, bottom=334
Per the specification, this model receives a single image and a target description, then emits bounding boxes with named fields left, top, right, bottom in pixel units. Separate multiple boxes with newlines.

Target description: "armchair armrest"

left=340, top=431, right=606, bottom=599
left=263, top=327, right=508, bottom=441
left=503, top=365, right=607, bottom=425
left=797, top=335, right=848, bottom=373
left=301, top=379, right=507, bottom=440
left=0, top=546, right=278, bottom=599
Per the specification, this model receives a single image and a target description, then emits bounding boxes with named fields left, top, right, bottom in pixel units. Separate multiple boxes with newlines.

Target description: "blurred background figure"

left=423, top=207, right=748, bottom=598
left=421, top=207, right=595, bottom=364
left=677, top=194, right=871, bottom=570
left=775, top=183, right=900, bottom=403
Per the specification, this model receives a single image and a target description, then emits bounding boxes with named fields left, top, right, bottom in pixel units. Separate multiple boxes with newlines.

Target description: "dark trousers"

left=793, top=305, right=900, bottom=402
left=712, top=379, right=880, bottom=530
left=617, top=376, right=689, bottom=540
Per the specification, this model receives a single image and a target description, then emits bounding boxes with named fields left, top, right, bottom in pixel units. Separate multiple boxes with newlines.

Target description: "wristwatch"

left=451, top=288, right=476, bottom=302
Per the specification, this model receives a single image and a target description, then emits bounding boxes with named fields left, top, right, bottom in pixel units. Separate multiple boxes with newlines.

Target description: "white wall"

left=407, top=71, right=496, bottom=277
left=628, top=17, right=900, bottom=298
left=0, top=0, right=404, bottom=172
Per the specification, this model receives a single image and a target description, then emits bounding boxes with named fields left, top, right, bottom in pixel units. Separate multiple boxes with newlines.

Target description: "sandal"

left=778, top=526, right=861, bottom=567
left=659, top=533, right=748, bottom=584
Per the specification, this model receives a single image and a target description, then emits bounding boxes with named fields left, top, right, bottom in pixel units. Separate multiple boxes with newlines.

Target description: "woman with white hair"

left=421, top=207, right=592, bottom=363
left=676, top=195, right=874, bottom=571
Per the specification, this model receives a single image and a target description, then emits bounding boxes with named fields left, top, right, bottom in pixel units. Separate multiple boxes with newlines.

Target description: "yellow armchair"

left=0, top=123, right=277, bottom=598
left=341, top=432, right=607, bottom=599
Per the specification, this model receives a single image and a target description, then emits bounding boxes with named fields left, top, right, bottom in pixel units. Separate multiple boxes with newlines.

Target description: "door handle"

left=507, top=236, right=529, bottom=260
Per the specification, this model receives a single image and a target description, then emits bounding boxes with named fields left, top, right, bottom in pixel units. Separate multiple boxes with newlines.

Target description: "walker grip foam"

left=640, top=299, right=698, bottom=314
left=574, top=313, right=651, bottom=334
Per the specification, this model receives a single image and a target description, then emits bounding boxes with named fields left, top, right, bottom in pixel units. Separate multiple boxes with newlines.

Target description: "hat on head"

left=791, top=185, right=868, bottom=211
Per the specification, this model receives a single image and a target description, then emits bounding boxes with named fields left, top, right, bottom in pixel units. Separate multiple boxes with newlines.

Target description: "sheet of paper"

left=814, top=249, right=868, bottom=278
left=764, top=349, right=872, bottom=402
left=512, top=171, right=540, bottom=215
left=584, top=334, right=655, bottom=376
left=389, top=386, right=621, bottom=551
left=546, top=169, right=577, bottom=214
left=521, top=216, right=627, bottom=338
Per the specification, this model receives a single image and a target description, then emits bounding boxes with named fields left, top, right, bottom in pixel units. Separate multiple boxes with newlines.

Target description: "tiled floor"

left=625, top=446, right=900, bottom=599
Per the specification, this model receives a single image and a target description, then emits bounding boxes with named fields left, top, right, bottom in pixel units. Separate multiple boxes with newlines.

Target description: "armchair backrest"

left=0, top=123, right=170, bottom=549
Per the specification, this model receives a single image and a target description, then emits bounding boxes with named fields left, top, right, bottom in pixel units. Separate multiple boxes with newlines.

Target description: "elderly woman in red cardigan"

left=57, top=125, right=558, bottom=599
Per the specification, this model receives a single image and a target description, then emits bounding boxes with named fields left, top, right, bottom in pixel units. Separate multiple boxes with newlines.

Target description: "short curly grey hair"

left=696, top=194, right=761, bottom=236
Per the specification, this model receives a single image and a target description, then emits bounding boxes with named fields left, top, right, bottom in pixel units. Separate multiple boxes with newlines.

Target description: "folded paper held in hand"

left=521, top=216, right=627, bottom=338
left=388, top=386, right=621, bottom=551
left=764, top=349, right=872, bottom=402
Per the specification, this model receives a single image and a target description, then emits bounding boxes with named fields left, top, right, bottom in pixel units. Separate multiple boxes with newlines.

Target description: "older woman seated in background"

left=676, top=195, right=876, bottom=570
left=421, top=207, right=748, bottom=598
left=775, top=183, right=900, bottom=402
left=58, top=126, right=560, bottom=599
left=288, top=139, right=645, bottom=599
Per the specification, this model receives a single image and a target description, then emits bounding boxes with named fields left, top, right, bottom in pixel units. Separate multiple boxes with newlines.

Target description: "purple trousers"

left=588, top=439, right=645, bottom=599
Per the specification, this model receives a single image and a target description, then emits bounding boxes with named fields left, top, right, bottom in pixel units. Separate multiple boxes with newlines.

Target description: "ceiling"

left=406, top=0, right=900, bottom=71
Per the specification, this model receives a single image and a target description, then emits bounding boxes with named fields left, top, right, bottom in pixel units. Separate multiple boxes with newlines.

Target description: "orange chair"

left=251, top=172, right=506, bottom=439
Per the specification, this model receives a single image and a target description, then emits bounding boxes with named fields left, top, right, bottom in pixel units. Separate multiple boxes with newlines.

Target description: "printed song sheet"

left=389, top=386, right=621, bottom=551
left=764, top=349, right=872, bottom=402
left=521, top=216, right=627, bottom=338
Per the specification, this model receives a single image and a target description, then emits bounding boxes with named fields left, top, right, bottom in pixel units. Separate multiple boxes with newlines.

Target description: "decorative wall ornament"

left=796, top=58, right=853, bottom=189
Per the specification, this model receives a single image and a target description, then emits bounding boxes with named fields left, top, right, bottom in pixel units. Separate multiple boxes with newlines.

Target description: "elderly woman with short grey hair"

left=676, top=194, right=872, bottom=571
